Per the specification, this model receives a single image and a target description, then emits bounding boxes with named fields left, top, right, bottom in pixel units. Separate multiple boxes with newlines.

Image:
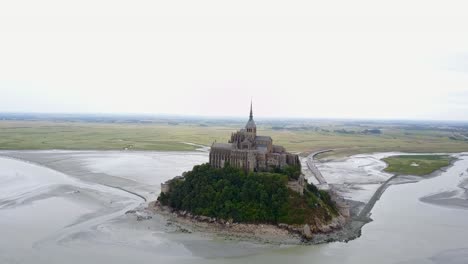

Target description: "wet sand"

left=0, top=150, right=283, bottom=263
left=419, top=154, right=468, bottom=210
left=0, top=150, right=467, bottom=264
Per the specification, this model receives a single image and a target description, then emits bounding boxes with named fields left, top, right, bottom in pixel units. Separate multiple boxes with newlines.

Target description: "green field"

left=1, top=119, right=468, bottom=157
left=382, top=155, right=453, bottom=176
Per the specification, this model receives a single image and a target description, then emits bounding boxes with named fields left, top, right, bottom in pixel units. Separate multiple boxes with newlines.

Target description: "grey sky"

left=1, top=0, right=468, bottom=120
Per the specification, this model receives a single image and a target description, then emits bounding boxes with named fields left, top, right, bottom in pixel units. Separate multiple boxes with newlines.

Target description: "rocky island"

left=153, top=104, right=350, bottom=241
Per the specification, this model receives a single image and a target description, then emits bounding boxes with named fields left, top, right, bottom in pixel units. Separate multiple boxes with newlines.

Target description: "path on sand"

left=306, top=150, right=333, bottom=185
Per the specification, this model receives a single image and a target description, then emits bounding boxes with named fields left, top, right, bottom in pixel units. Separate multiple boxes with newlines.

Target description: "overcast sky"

left=1, top=1, right=468, bottom=120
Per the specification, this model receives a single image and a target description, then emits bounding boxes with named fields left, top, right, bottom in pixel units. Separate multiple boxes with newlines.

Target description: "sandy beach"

left=1, top=150, right=467, bottom=264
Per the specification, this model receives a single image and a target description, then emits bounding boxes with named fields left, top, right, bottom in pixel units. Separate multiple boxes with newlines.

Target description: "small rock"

left=303, top=224, right=313, bottom=239
left=179, top=228, right=192, bottom=233
left=198, top=216, right=210, bottom=222
left=136, top=215, right=152, bottom=221
left=320, top=225, right=331, bottom=233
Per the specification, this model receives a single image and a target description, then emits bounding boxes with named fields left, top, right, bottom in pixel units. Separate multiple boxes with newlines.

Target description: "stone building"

left=209, top=103, right=300, bottom=172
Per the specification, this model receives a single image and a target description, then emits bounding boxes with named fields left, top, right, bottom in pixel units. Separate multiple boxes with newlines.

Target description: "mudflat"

left=1, top=150, right=468, bottom=264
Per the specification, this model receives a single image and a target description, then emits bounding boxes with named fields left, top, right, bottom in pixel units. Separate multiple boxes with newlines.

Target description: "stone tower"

left=209, top=102, right=300, bottom=172
left=245, top=101, right=257, bottom=136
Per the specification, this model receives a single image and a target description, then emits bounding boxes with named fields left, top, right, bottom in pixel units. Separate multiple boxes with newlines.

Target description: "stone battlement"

left=209, top=103, right=300, bottom=172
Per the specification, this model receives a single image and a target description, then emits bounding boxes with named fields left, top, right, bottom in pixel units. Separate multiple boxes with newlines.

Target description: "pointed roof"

left=245, top=100, right=256, bottom=130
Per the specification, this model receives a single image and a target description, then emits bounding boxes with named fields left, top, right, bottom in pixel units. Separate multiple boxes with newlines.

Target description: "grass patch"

left=1, top=120, right=468, bottom=155
left=382, top=155, right=454, bottom=176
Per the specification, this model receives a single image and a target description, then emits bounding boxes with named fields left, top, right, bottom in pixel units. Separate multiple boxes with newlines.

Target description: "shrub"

left=159, top=163, right=337, bottom=225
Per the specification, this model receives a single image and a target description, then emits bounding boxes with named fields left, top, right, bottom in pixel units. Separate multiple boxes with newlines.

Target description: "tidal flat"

left=0, top=150, right=467, bottom=264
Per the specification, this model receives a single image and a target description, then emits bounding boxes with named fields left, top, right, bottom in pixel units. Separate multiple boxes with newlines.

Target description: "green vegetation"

left=273, top=164, right=302, bottom=180
left=1, top=119, right=468, bottom=156
left=382, top=155, right=454, bottom=176
left=158, top=164, right=337, bottom=225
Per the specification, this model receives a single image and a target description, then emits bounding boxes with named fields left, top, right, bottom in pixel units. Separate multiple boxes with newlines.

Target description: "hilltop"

left=155, top=163, right=346, bottom=240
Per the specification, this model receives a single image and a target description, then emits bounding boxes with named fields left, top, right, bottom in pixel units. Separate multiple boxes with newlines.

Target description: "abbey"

left=209, top=103, right=300, bottom=172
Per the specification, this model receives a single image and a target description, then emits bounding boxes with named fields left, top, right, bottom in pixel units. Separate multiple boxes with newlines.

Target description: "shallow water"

left=0, top=151, right=467, bottom=264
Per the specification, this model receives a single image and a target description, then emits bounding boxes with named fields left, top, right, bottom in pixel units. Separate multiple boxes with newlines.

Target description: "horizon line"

left=1, top=111, right=468, bottom=123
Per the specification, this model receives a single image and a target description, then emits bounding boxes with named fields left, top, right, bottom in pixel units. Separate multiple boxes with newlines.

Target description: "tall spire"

left=245, top=99, right=256, bottom=132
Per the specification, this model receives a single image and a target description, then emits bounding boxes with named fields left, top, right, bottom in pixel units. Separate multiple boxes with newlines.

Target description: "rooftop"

left=211, top=143, right=233, bottom=150
left=256, top=135, right=272, bottom=141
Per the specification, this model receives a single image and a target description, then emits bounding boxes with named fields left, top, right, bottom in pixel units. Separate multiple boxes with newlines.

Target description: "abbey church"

left=209, top=103, right=300, bottom=172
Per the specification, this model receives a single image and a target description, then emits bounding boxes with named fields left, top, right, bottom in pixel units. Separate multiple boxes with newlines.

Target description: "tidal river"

left=0, top=150, right=467, bottom=264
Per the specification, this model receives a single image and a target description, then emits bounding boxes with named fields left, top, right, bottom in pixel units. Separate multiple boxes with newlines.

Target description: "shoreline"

left=1, top=150, right=461, bottom=246
left=148, top=201, right=354, bottom=245
left=146, top=152, right=461, bottom=245
left=148, top=198, right=367, bottom=245
left=355, top=153, right=460, bottom=220
left=2, top=150, right=467, bottom=263
left=149, top=201, right=303, bottom=244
